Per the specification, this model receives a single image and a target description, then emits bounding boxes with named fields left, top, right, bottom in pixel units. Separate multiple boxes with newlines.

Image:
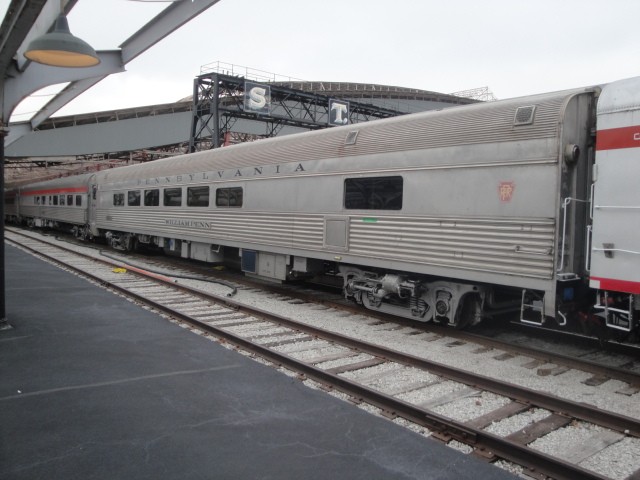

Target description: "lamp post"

left=1, top=5, right=100, bottom=330
left=0, top=123, right=8, bottom=330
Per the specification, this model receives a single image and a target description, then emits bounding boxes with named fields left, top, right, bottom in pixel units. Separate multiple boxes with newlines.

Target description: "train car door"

left=88, top=174, right=99, bottom=236
left=589, top=77, right=640, bottom=330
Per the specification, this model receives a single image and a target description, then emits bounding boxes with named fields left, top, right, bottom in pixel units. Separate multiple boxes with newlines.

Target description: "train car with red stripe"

left=588, top=78, right=640, bottom=335
left=4, top=187, right=19, bottom=222
left=10, top=174, right=92, bottom=237
left=4, top=77, right=639, bottom=340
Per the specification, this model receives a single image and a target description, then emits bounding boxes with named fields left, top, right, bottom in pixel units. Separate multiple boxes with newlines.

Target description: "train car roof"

left=90, top=85, right=596, bottom=185
left=17, top=172, right=94, bottom=193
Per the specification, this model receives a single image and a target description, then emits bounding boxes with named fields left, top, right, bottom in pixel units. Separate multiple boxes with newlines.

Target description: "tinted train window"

left=164, top=188, right=182, bottom=207
left=216, top=187, right=243, bottom=207
left=187, top=186, right=209, bottom=207
left=75, top=195, right=82, bottom=206
left=60, top=195, right=66, bottom=206
left=113, top=193, right=125, bottom=206
left=144, top=189, right=159, bottom=206
left=128, top=190, right=141, bottom=206
left=344, top=176, right=403, bottom=210
left=67, top=195, right=73, bottom=205
left=52, top=195, right=58, bottom=206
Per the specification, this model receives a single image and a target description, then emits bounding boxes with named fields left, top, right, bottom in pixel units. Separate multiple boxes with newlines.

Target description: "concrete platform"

left=0, top=244, right=516, bottom=479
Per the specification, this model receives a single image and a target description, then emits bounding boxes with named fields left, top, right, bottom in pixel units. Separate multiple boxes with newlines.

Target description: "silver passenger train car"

left=7, top=77, right=640, bottom=338
left=7, top=174, right=91, bottom=231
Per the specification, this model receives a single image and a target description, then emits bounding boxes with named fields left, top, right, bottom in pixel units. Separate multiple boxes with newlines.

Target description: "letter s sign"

left=244, top=81, right=271, bottom=115
left=249, top=87, right=266, bottom=109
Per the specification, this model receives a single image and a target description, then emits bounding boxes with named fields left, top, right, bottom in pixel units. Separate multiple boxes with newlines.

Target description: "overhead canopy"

left=0, top=0, right=221, bottom=146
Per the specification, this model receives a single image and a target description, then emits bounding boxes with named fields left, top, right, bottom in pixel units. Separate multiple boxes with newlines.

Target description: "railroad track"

left=35, top=229, right=640, bottom=368
left=6, top=227, right=640, bottom=480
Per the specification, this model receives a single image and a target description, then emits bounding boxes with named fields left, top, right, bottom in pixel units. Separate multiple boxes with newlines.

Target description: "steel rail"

left=192, top=258, right=640, bottom=375
left=261, top=282, right=640, bottom=386
left=8, top=229, right=640, bottom=434
left=433, top=324, right=640, bottom=386
left=196, top=294, right=640, bottom=437
left=283, top=287, right=640, bottom=383
left=12, top=227, right=640, bottom=377
left=5, top=233, right=622, bottom=480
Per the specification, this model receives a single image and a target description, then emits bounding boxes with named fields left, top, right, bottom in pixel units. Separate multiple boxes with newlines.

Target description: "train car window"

left=127, top=190, right=141, bottom=206
left=53, top=195, right=58, bottom=206
left=48, top=196, right=52, bottom=205
left=215, top=187, right=243, bottom=207
left=144, top=189, right=160, bottom=206
left=113, top=193, right=125, bottom=206
left=187, top=186, right=209, bottom=207
left=60, top=195, right=66, bottom=206
left=41, top=196, right=46, bottom=205
left=75, top=195, right=82, bottom=206
left=344, top=176, right=403, bottom=210
left=35, top=196, right=40, bottom=205
left=164, top=188, right=182, bottom=207
left=67, top=195, right=73, bottom=205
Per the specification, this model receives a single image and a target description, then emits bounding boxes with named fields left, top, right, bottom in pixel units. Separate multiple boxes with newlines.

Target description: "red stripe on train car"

left=22, top=187, right=88, bottom=196
left=596, top=125, right=640, bottom=151
left=590, top=277, right=640, bottom=294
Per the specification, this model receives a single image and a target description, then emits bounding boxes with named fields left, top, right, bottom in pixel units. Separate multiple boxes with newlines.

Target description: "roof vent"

left=514, top=105, right=536, bottom=126
left=345, top=130, right=359, bottom=145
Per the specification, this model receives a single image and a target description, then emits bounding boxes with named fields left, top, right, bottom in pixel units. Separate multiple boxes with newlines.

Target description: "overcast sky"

left=3, top=0, right=640, bottom=120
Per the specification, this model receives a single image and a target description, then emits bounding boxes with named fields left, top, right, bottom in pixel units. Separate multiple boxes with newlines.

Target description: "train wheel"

left=125, top=234, right=137, bottom=252
left=454, top=293, right=482, bottom=329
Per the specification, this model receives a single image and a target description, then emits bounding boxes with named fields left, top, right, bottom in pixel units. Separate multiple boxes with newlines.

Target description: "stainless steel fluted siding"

left=99, top=209, right=554, bottom=279
left=348, top=217, right=555, bottom=278
left=209, top=213, right=325, bottom=249
left=97, top=210, right=326, bottom=251
left=21, top=206, right=86, bottom=224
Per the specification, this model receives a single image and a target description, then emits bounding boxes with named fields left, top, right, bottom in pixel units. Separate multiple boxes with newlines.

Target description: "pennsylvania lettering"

left=136, top=163, right=305, bottom=187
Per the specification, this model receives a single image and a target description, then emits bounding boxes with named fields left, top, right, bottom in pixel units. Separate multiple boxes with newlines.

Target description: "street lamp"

left=0, top=6, right=101, bottom=330
left=24, top=14, right=100, bottom=67
left=0, top=125, right=8, bottom=330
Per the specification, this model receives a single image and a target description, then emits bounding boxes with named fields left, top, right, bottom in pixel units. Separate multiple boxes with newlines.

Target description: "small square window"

left=128, top=190, right=141, bottom=206
left=163, top=188, right=182, bottom=207
left=187, top=186, right=209, bottom=207
left=216, top=187, right=243, bottom=207
left=144, top=189, right=159, bottom=207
